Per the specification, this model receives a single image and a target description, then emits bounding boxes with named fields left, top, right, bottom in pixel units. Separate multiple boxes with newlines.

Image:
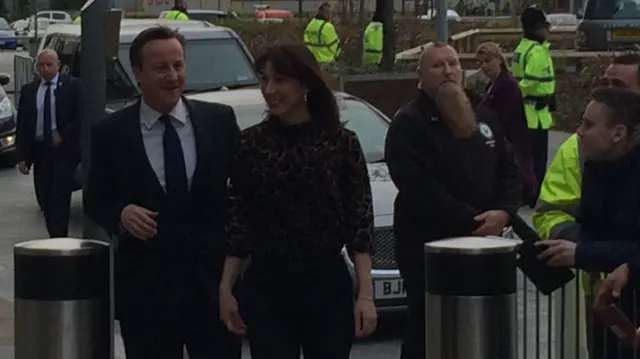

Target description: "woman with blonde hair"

left=476, top=41, right=537, bottom=207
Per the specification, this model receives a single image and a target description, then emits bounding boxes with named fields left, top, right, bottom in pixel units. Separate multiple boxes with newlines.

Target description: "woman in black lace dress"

left=218, top=43, right=377, bottom=359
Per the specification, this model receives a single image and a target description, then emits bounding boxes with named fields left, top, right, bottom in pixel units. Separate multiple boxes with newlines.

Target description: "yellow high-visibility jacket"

left=163, top=10, right=189, bottom=20
left=303, top=17, right=340, bottom=63
left=362, top=21, right=382, bottom=66
left=511, top=37, right=556, bottom=130
left=532, top=134, right=602, bottom=292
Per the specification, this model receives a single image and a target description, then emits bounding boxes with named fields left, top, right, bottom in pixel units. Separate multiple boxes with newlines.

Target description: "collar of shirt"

left=139, top=98, right=188, bottom=131
left=40, top=72, right=60, bottom=87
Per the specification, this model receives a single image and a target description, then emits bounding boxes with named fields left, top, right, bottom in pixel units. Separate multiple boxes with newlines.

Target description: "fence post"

left=14, top=238, right=113, bottom=359
left=554, top=272, right=589, bottom=359
left=424, top=236, right=521, bottom=359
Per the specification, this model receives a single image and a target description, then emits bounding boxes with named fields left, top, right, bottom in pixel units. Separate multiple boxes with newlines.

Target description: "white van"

left=30, top=19, right=258, bottom=101
left=36, top=10, right=74, bottom=24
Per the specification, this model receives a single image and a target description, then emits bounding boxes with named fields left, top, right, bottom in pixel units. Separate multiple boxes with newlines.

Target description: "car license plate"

left=374, top=279, right=406, bottom=300
left=613, top=29, right=640, bottom=39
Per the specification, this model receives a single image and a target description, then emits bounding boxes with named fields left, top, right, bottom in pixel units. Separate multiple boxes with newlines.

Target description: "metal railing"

left=12, top=54, right=35, bottom=105
left=497, top=227, right=586, bottom=359
left=514, top=263, right=639, bottom=358
left=515, top=269, right=585, bottom=359
left=426, top=229, right=635, bottom=359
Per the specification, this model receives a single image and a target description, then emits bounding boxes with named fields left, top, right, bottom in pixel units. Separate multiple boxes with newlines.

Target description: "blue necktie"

left=159, top=115, right=188, bottom=199
left=42, top=81, right=53, bottom=145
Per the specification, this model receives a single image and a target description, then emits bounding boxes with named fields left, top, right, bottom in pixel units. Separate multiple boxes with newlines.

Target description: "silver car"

left=187, top=88, right=406, bottom=310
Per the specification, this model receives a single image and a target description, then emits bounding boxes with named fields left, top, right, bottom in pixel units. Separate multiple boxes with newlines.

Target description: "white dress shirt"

left=139, top=99, right=197, bottom=190
left=35, top=72, right=59, bottom=140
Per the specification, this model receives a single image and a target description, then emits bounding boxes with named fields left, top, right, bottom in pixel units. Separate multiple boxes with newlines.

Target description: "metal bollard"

left=27, top=38, right=39, bottom=58
left=425, top=236, right=522, bottom=359
left=14, top=238, right=113, bottom=359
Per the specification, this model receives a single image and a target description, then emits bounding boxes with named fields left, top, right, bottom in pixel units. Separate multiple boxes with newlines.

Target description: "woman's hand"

left=219, top=288, right=247, bottom=336
left=354, top=296, right=377, bottom=338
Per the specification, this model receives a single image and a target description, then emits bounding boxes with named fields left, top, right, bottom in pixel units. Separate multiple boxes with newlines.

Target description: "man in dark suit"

left=84, top=26, right=241, bottom=359
left=15, top=49, right=80, bottom=238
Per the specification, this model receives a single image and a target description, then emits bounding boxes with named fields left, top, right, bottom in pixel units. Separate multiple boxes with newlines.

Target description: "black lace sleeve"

left=339, top=129, right=374, bottom=255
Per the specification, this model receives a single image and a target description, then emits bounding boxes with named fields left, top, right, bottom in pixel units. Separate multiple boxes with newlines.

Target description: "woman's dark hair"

left=254, top=43, right=341, bottom=132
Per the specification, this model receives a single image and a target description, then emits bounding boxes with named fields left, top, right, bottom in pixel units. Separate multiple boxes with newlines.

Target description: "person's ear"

left=611, top=124, right=628, bottom=144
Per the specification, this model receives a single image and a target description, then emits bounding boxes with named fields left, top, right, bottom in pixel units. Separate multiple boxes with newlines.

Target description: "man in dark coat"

left=85, top=26, right=240, bottom=359
left=539, top=87, right=640, bottom=359
left=15, top=49, right=81, bottom=237
left=385, top=42, right=522, bottom=359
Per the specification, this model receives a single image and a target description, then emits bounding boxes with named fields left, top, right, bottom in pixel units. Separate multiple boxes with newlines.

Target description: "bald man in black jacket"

left=385, top=43, right=521, bottom=359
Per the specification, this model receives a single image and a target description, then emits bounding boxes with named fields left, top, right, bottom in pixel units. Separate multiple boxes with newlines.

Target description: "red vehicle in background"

left=253, top=4, right=293, bottom=22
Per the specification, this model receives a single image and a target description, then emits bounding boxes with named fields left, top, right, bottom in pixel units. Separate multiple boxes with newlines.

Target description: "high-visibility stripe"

left=549, top=220, right=581, bottom=240
left=515, top=75, right=555, bottom=82
left=305, top=42, right=333, bottom=48
left=317, top=20, right=327, bottom=46
left=535, top=199, right=580, bottom=217
left=521, top=42, right=537, bottom=73
left=524, top=95, right=553, bottom=101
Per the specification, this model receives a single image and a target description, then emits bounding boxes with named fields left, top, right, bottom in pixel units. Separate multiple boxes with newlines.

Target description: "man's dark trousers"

left=398, top=257, right=426, bottom=359
left=32, top=142, right=76, bottom=237
left=117, top=266, right=241, bottom=359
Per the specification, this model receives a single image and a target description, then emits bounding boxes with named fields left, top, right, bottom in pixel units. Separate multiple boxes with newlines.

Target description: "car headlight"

left=0, top=96, right=13, bottom=119
left=0, top=134, right=14, bottom=147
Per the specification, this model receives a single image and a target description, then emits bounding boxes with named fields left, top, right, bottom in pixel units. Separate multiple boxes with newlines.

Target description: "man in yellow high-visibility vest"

left=511, top=6, right=555, bottom=205
left=362, top=9, right=383, bottom=67
left=303, top=2, right=340, bottom=64
left=163, top=0, right=189, bottom=20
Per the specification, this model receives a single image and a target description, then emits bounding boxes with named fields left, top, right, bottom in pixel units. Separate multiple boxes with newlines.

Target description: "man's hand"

left=595, top=263, right=629, bottom=309
left=52, top=131, right=63, bottom=147
left=16, top=161, right=29, bottom=175
left=536, top=239, right=577, bottom=267
left=120, top=204, right=158, bottom=240
left=472, top=210, right=509, bottom=236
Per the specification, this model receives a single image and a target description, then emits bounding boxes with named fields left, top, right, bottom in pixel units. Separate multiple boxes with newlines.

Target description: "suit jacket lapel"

left=128, top=100, right=165, bottom=198
left=184, top=98, right=207, bottom=194
left=53, top=75, right=65, bottom=126
left=54, top=75, right=67, bottom=110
